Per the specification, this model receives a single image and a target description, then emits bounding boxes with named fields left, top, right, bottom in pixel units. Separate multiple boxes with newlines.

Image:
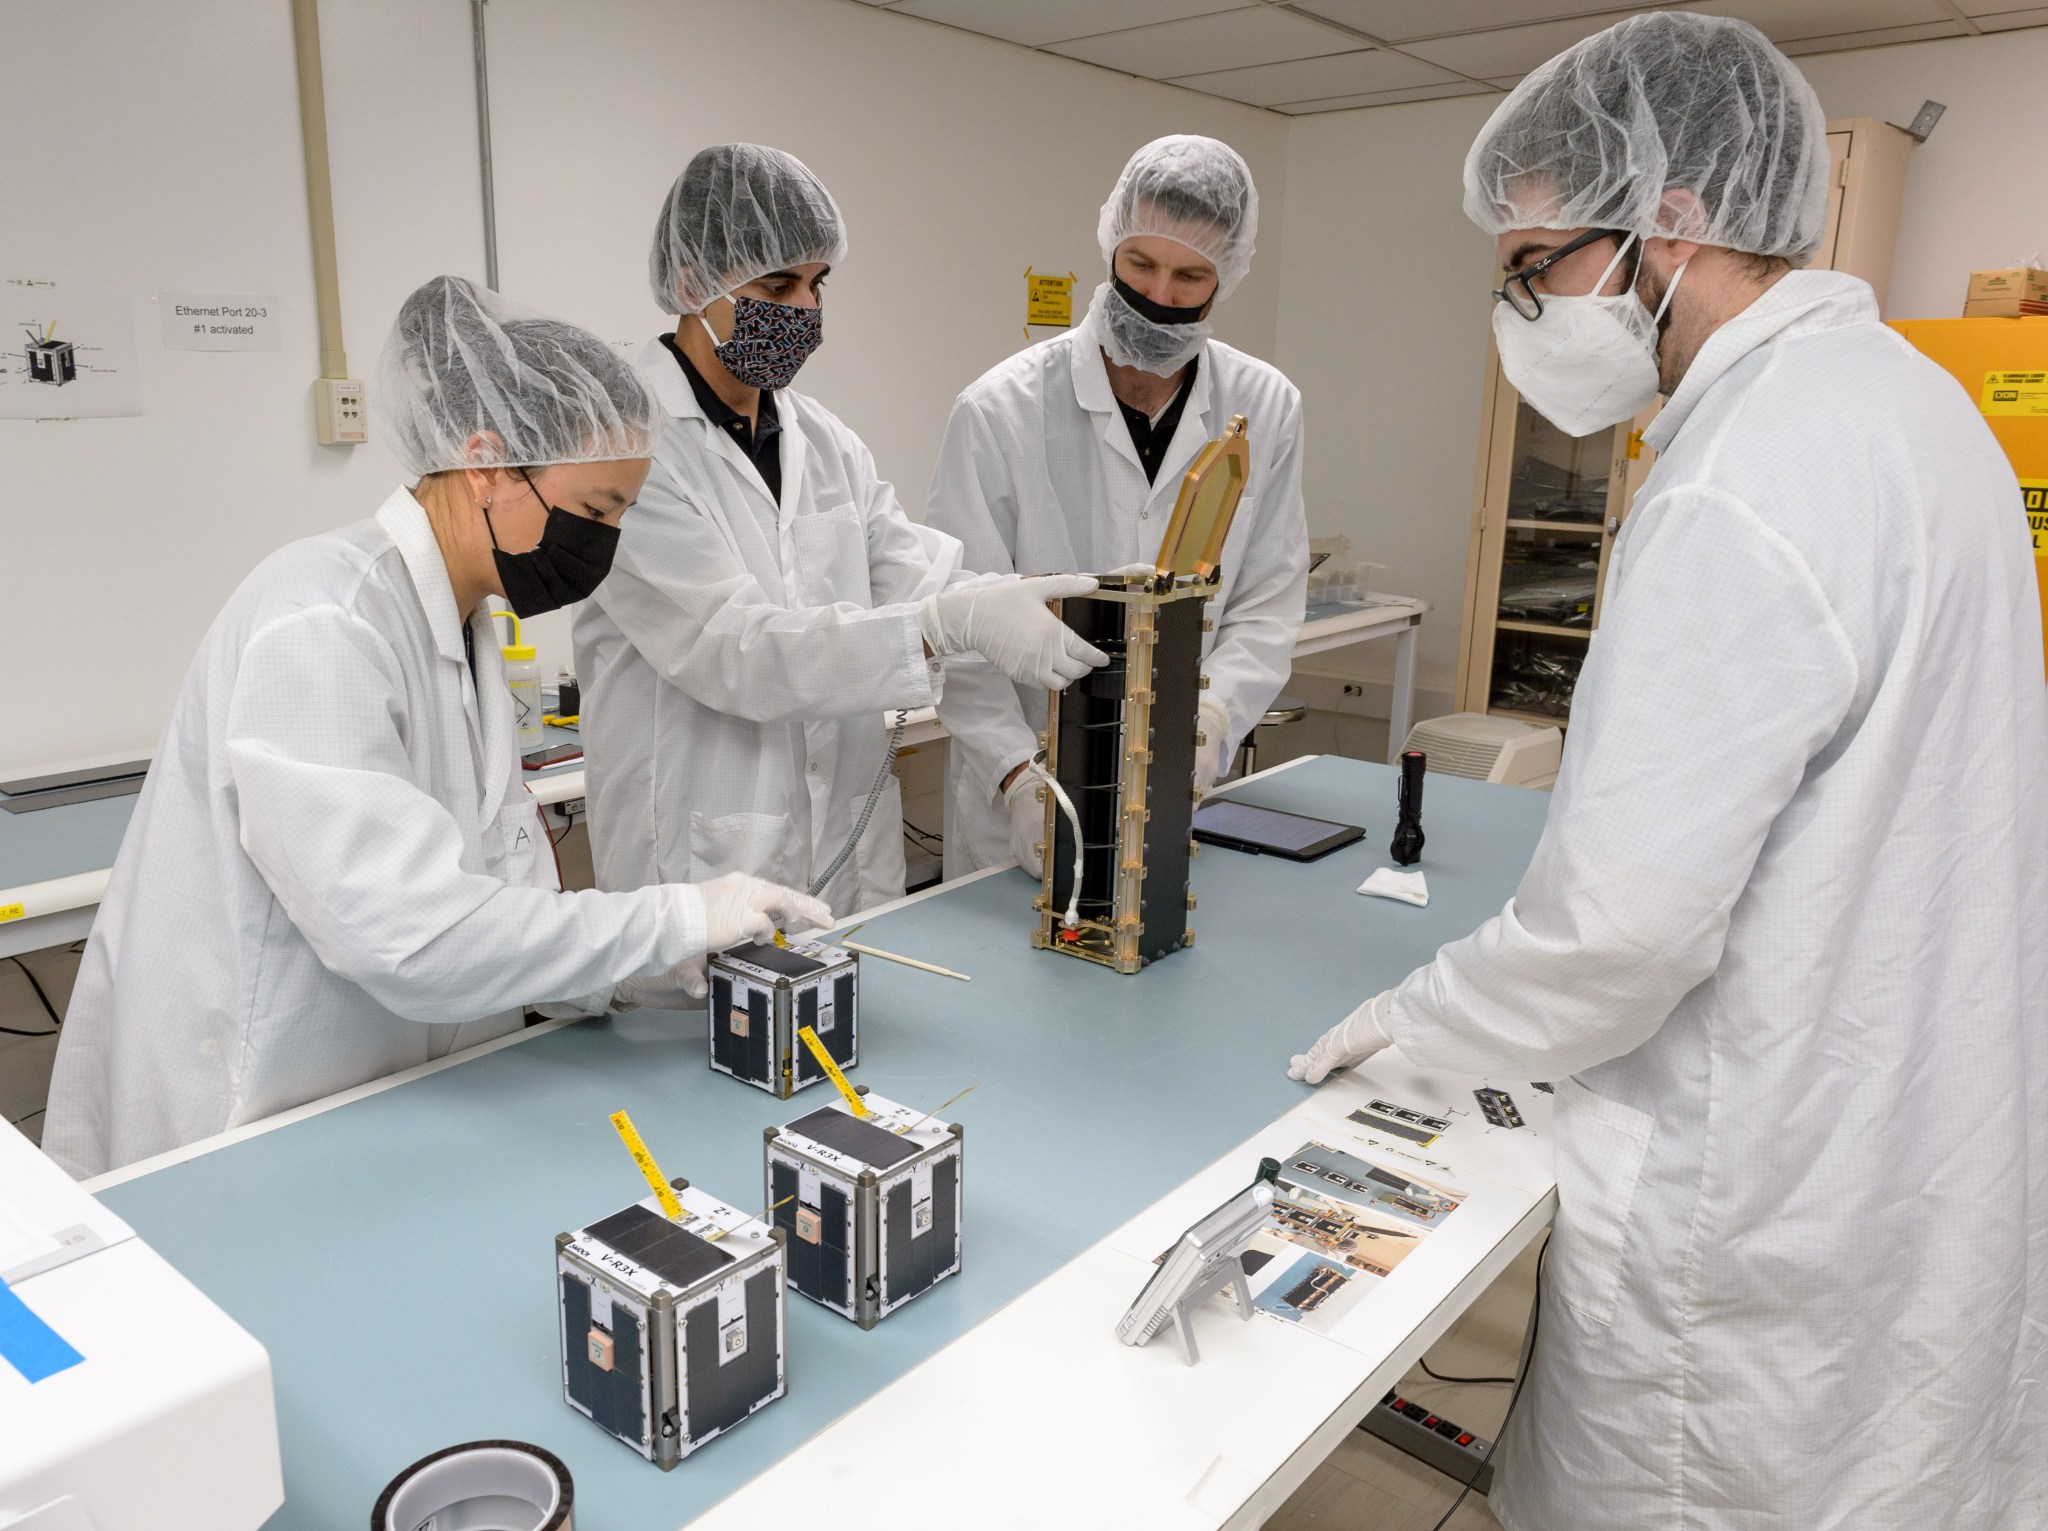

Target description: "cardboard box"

left=1965, top=296, right=2048, bottom=318
left=1964, top=267, right=2048, bottom=317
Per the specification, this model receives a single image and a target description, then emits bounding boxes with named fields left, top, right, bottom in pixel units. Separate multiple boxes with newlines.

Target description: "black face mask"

left=1111, top=272, right=1212, bottom=326
left=484, top=470, right=621, bottom=617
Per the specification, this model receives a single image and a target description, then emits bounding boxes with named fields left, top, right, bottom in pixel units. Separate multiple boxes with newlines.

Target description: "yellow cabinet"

left=1455, top=118, right=1914, bottom=726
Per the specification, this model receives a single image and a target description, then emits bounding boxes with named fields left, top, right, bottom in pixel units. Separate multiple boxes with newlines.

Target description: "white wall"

left=1797, top=31, right=2048, bottom=320
left=1271, top=26, right=2048, bottom=707
left=1274, top=93, right=1500, bottom=707
left=480, top=0, right=1290, bottom=670
left=0, top=0, right=484, bottom=777
left=1, top=0, right=1286, bottom=777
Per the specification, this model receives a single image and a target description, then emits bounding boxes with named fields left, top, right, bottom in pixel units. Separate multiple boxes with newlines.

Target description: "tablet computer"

left=1191, top=799, right=1364, bottom=861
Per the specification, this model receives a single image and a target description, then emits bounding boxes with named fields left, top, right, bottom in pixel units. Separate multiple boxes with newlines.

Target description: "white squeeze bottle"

left=496, top=609, right=545, bottom=750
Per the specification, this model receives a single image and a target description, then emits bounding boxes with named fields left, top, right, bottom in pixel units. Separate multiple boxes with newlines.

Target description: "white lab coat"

left=573, top=341, right=964, bottom=918
left=43, top=491, right=706, bottom=1179
left=926, top=305, right=1308, bottom=876
left=1376, top=273, right=2047, bottom=1529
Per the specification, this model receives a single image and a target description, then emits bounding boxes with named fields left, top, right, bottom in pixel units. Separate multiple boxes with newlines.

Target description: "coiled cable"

left=809, top=710, right=911, bottom=900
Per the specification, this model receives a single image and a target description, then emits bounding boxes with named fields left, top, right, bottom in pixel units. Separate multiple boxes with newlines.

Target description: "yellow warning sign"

left=1026, top=268, right=1076, bottom=328
left=2023, top=478, right=2047, bottom=558
left=1982, top=371, right=2048, bottom=417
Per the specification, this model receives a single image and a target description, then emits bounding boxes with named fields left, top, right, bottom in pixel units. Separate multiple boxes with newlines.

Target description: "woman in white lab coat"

left=1292, top=18, right=2047, bottom=1529
left=44, top=277, right=828, bottom=1179
left=575, top=145, right=1103, bottom=918
left=926, top=136, right=1309, bottom=877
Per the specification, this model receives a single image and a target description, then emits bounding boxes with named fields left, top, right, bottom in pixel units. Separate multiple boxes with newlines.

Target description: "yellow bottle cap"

left=502, top=643, right=536, bottom=660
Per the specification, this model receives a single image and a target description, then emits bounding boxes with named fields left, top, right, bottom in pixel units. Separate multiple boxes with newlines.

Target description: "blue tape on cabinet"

left=0, top=1275, right=84, bottom=1383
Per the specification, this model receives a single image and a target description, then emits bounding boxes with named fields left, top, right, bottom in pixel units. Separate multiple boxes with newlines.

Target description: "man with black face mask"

left=576, top=145, right=1106, bottom=921
left=926, top=135, right=1309, bottom=879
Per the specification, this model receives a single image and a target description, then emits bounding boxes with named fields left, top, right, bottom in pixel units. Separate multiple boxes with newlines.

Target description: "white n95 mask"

left=1492, top=236, right=1687, bottom=437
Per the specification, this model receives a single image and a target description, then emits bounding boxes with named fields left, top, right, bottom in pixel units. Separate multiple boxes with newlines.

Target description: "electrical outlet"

left=315, top=378, right=367, bottom=445
left=1342, top=684, right=1365, bottom=697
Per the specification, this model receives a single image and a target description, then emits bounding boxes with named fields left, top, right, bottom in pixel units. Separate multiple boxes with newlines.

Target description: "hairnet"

left=374, top=275, right=658, bottom=478
left=648, top=144, right=849, bottom=316
left=1462, top=13, right=1830, bottom=264
left=1097, top=135, right=1259, bottom=300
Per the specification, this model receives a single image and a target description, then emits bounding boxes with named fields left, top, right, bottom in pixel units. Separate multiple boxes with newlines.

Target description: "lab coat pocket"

left=690, top=809, right=802, bottom=889
left=1549, top=1076, right=1656, bottom=1328
left=790, top=505, right=873, bottom=608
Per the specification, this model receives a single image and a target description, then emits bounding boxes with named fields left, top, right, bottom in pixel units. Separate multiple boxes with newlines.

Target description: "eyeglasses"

left=1493, top=228, right=1633, bottom=321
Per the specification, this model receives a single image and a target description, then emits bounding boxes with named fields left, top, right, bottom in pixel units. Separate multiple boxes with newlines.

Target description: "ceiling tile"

left=1047, top=6, right=1355, bottom=77
left=884, top=0, right=1235, bottom=49
left=1273, top=79, right=1498, bottom=113
left=1398, top=10, right=1663, bottom=77
left=1970, top=4, right=2048, bottom=25
left=1775, top=18, right=1967, bottom=51
left=1170, top=46, right=1457, bottom=106
left=1290, top=0, right=1644, bottom=45
left=1689, top=0, right=1956, bottom=43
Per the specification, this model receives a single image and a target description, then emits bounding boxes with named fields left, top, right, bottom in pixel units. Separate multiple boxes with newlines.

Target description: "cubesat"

left=765, top=1088, right=965, bottom=1329
left=556, top=1183, right=787, bottom=1469
left=1031, top=415, right=1252, bottom=973
left=706, top=938, right=859, bottom=1099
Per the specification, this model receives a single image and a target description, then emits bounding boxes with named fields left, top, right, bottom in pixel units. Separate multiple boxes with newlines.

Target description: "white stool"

left=1233, top=693, right=1307, bottom=779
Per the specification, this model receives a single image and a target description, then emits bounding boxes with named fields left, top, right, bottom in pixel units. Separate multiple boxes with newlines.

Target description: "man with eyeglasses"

left=1290, top=14, right=2044, bottom=1531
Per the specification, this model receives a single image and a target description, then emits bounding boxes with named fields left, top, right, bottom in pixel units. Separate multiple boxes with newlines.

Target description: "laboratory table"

left=85, top=754, right=1554, bottom=1530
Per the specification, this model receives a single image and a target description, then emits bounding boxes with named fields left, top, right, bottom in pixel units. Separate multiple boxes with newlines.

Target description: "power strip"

left=1358, top=1389, right=1495, bottom=1496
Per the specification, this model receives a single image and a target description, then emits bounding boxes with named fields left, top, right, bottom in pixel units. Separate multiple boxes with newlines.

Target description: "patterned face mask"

left=699, top=295, right=823, bottom=390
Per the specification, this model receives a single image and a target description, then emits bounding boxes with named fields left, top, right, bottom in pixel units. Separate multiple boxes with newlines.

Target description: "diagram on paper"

left=1238, top=1140, right=1465, bottom=1340
left=2, top=283, right=143, bottom=418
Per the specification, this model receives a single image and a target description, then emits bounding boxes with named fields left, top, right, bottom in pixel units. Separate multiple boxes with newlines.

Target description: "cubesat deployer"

left=1032, top=414, right=1252, bottom=972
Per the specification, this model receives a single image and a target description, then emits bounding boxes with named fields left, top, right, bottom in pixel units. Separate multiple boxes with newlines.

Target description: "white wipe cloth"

left=1357, top=868, right=1428, bottom=906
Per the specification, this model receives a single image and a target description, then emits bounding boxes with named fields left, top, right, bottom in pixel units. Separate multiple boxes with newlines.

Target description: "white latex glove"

left=1105, top=561, right=1159, bottom=577
left=1003, top=762, right=1048, bottom=878
left=1288, top=992, right=1394, bottom=1084
left=612, top=874, right=833, bottom=1010
left=917, top=575, right=1109, bottom=691
left=1195, top=697, right=1231, bottom=792
left=702, top=871, right=833, bottom=951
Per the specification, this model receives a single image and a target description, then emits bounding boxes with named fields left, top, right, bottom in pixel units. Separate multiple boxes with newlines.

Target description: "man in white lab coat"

left=575, top=145, right=1102, bottom=918
left=45, top=278, right=830, bottom=1178
left=1291, top=16, right=2046, bottom=1530
left=927, top=135, right=1308, bottom=878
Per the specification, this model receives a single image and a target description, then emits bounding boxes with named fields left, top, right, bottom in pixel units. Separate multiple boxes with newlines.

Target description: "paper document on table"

left=0, top=1119, right=135, bottom=1284
left=1108, top=1104, right=1542, bottom=1358
left=1292, top=1050, right=1555, bottom=1199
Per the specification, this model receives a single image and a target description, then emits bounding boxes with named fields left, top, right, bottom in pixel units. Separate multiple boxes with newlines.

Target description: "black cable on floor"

left=1420, top=1359, right=1517, bottom=1386
left=1426, top=1241, right=1546, bottom=1531
left=1, top=955, right=62, bottom=1034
